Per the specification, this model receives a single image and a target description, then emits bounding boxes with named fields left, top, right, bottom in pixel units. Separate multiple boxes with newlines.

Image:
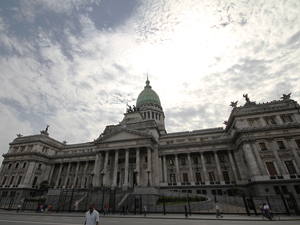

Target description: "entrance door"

left=209, top=172, right=215, bottom=182
left=222, top=171, right=230, bottom=182
left=170, top=174, right=176, bottom=184
left=183, top=173, right=189, bottom=183
left=195, top=173, right=202, bottom=182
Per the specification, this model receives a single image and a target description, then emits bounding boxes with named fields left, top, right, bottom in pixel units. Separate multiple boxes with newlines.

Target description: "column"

left=147, top=147, right=152, bottom=185
left=103, top=151, right=109, bottom=186
left=251, top=142, right=268, bottom=177
left=187, top=153, right=194, bottom=183
left=227, top=150, right=238, bottom=180
left=81, top=161, right=89, bottom=187
left=28, top=162, right=38, bottom=187
left=73, top=162, right=80, bottom=187
left=55, top=163, right=63, bottom=187
left=174, top=154, right=180, bottom=184
left=200, top=152, right=209, bottom=184
left=242, top=143, right=262, bottom=181
left=64, top=162, right=71, bottom=187
left=163, top=155, right=167, bottom=183
left=112, top=149, right=119, bottom=187
left=158, top=155, right=163, bottom=183
left=213, top=151, right=223, bottom=183
left=13, top=162, right=21, bottom=186
left=47, top=164, right=55, bottom=186
left=136, top=148, right=140, bottom=186
left=268, top=139, right=287, bottom=176
left=93, top=153, right=101, bottom=187
left=286, top=137, right=300, bottom=173
left=124, top=148, right=129, bottom=186
left=233, top=151, right=248, bottom=180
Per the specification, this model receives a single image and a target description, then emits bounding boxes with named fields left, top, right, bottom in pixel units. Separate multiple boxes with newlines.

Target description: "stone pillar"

left=64, top=162, right=71, bottom=188
left=174, top=154, right=180, bottom=184
left=13, top=162, right=21, bottom=186
left=163, top=155, right=167, bottom=183
left=286, top=137, right=300, bottom=173
left=227, top=150, right=239, bottom=180
left=136, top=148, right=140, bottom=186
left=158, top=155, right=163, bottom=183
left=54, top=163, right=63, bottom=187
left=233, top=151, right=248, bottom=181
left=267, top=139, right=287, bottom=176
left=124, top=148, right=129, bottom=187
left=242, top=143, right=262, bottom=180
left=147, top=147, right=152, bottom=185
left=103, top=151, right=109, bottom=186
left=73, top=162, right=80, bottom=187
left=112, top=149, right=119, bottom=187
left=251, top=142, right=268, bottom=177
left=213, top=151, right=224, bottom=183
left=47, top=164, right=55, bottom=186
left=93, top=152, right=102, bottom=187
left=81, top=161, right=89, bottom=187
left=23, top=161, right=37, bottom=187
left=187, top=153, right=194, bottom=183
left=200, top=152, right=209, bottom=184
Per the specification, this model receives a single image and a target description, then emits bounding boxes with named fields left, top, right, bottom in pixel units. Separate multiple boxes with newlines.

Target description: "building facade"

left=1, top=79, right=300, bottom=198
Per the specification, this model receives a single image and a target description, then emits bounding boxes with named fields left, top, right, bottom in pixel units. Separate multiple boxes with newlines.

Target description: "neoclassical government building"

left=1, top=79, right=300, bottom=198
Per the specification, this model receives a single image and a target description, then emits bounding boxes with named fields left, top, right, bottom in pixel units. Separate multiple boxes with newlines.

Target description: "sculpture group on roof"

left=126, top=104, right=138, bottom=113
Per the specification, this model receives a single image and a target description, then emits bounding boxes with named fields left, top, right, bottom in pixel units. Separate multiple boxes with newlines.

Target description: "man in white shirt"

left=84, top=202, right=99, bottom=225
left=216, top=203, right=223, bottom=218
left=263, top=203, right=272, bottom=220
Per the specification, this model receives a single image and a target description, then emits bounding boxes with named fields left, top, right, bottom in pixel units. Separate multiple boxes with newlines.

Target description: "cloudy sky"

left=0, top=0, right=300, bottom=164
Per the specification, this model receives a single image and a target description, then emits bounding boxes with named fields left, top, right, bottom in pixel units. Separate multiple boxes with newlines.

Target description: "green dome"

left=136, top=78, right=161, bottom=107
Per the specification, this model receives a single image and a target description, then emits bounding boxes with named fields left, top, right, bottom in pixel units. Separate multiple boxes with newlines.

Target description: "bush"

left=181, top=196, right=187, bottom=202
left=200, top=196, right=206, bottom=201
left=194, top=196, right=200, bottom=202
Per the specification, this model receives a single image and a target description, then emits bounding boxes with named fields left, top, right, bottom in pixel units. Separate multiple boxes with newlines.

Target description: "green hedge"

left=156, top=196, right=206, bottom=205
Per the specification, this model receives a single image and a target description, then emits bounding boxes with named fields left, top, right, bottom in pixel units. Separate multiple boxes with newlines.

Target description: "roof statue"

left=230, top=101, right=238, bottom=107
left=243, top=93, right=250, bottom=102
left=16, top=133, right=23, bottom=138
left=280, top=93, right=291, bottom=100
left=223, top=121, right=228, bottom=125
left=40, top=125, right=50, bottom=135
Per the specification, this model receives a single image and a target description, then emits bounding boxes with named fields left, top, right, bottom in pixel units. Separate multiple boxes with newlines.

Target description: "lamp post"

left=90, top=170, right=95, bottom=191
left=146, top=169, right=151, bottom=187
left=101, top=170, right=105, bottom=189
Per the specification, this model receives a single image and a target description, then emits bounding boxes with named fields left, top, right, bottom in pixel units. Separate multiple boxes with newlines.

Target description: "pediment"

left=96, top=129, right=152, bottom=143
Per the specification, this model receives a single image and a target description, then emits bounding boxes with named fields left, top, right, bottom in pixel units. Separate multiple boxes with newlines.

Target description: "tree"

left=39, top=180, right=49, bottom=193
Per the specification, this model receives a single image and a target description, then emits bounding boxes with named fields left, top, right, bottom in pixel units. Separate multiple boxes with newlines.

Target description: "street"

left=0, top=213, right=299, bottom=225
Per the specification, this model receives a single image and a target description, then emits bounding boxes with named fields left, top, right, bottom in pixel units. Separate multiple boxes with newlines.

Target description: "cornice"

left=158, top=139, right=232, bottom=150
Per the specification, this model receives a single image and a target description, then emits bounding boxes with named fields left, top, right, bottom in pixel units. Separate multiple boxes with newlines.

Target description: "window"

left=32, top=177, right=38, bottom=186
left=281, top=186, right=289, bottom=194
left=144, top=112, right=146, bottom=119
left=285, top=161, right=297, bottom=175
left=166, top=141, right=173, bottom=145
left=277, top=141, right=286, bottom=149
left=217, top=190, right=223, bottom=195
left=159, top=114, right=161, bottom=120
left=189, top=138, right=196, bottom=142
left=206, top=157, right=211, bottom=163
left=193, top=157, right=198, bottom=164
left=2, top=177, right=7, bottom=185
left=152, top=112, right=154, bottom=119
left=169, top=159, right=174, bottom=165
left=266, top=162, right=277, bottom=176
left=15, top=163, right=19, bottom=169
left=9, top=176, right=14, bottom=185
left=108, top=159, right=110, bottom=165
left=219, top=156, right=225, bottom=162
left=202, top=190, right=207, bottom=195
left=259, top=143, right=268, bottom=151
left=61, top=166, right=64, bottom=172
left=145, top=157, right=148, bottom=163
left=17, top=176, right=22, bottom=185
left=181, top=158, right=186, bottom=165
left=195, top=173, right=202, bottom=182
left=177, top=139, right=185, bottom=143
left=147, top=112, right=150, bottom=118
left=182, top=173, right=189, bottom=183
left=211, top=190, right=216, bottom=195
left=38, top=164, right=42, bottom=168
left=269, top=117, right=277, bottom=124
left=129, top=158, right=136, bottom=163
left=294, top=185, right=300, bottom=194
left=156, top=113, right=158, bottom=119
left=22, top=163, right=26, bottom=168
left=8, top=164, right=12, bottom=169
left=281, top=115, right=293, bottom=123
left=265, top=116, right=277, bottom=125
left=273, top=186, right=281, bottom=195
left=295, top=139, right=300, bottom=148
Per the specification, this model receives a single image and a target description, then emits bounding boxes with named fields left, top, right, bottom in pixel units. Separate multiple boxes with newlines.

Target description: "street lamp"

left=146, top=169, right=151, bottom=187
left=90, top=170, right=95, bottom=190
left=101, top=170, right=105, bottom=188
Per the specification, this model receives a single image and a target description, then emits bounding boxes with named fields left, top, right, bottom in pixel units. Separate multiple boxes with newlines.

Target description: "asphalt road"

left=0, top=214, right=298, bottom=225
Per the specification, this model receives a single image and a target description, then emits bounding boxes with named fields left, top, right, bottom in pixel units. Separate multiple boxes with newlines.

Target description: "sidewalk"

left=0, top=210, right=299, bottom=221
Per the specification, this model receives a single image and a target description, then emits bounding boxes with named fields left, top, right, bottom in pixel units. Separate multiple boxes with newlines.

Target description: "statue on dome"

left=230, top=101, right=238, bottom=107
left=243, top=93, right=250, bottom=102
left=40, top=125, right=50, bottom=135
left=280, top=93, right=291, bottom=100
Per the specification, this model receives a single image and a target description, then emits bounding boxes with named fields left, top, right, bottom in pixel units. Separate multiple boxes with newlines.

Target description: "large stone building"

left=1, top=79, right=300, bottom=199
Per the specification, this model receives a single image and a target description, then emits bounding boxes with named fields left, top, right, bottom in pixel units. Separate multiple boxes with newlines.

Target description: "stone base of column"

left=18, top=184, right=32, bottom=188
left=176, top=182, right=181, bottom=186
left=122, top=185, right=129, bottom=191
left=205, top=181, right=210, bottom=185
left=283, top=174, right=290, bottom=179
left=220, top=181, right=225, bottom=185
left=111, top=185, right=118, bottom=190
left=190, top=182, right=195, bottom=185
left=160, top=182, right=168, bottom=186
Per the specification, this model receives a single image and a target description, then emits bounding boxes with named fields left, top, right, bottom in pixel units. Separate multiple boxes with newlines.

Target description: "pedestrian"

left=48, top=204, right=52, bottom=214
left=40, top=204, right=43, bottom=213
left=121, top=205, right=125, bottom=215
left=144, top=205, right=147, bottom=217
left=126, top=204, right=129, bottom=215
left=259, top=204, right=264, bottom=214
left=105, top=203, right=109, bottom=215
left=216, top=203, right=223, bottom=218
left=17, top=204, right=21, bottom=213
left=43, top=204, right=47, bottom=213
left=263, top=203, right=272, bottom=220
left=84, top=202, right=99, bottom=225
left=36, top=205, right=40, bottom=213
left=184, top=204, right=188, bottom=218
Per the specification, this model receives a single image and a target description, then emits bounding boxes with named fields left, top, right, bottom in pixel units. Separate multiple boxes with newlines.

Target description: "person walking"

left=48, top=204, right=52, bottom=214
left=121, top=205, right=125, bottom=215
left=84, top=202, right=99, bottom=225
left=105, top=203, right=109, bottom=215
left=184, top=204, right=188, bottom=218
left=216, top=203, right=223, bottom=218
left=263, top=203, right=272, bottom=220
left=17, top=204, right=21, bottom=213
left=144, top=205, right=147, bottom=217
left=126, top=204, right=129, bottom=215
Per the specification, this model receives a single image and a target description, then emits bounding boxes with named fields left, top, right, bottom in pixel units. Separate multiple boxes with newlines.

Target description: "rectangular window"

left=266, top=162, right=277, bottom=176
left=38, top=164, right=42, bottom=168
left=285, top=161, right=297, bottom=175
left=294, top=185, right=300, bottom=194
left=259, top=143, right=268, bottom=151
left=195, top=173, right=202, bottom=182
left=8, top=164, right=12, bottom=169
left=277, top=141, right=286, bottom=149
left=107, top=159, right=110, bottom=165
left=58, top=179, right=62, bottom=186
left=159, top=114, right=161, bottom=120
left=15, top=163, right=19, bottom=169
left=206, top=157, right=211, bottom=163
left=156, top=113, right=158, bottom=119
left=170, top=174, right=176, bottom=183
left=145, top=157, right=148, bottom=163
left=144, top=112, right=146, bottom=119
left=193, top=157, right=198, bottom=164
left=182, top=173, right=189, bottom=183
left=2, top=177, right=7, bottom=185
left=209, top=172, right=215, bottom=182
left=269, top=117, right=277, bottom=124
left=22, top=163, right=26, bottom=168
left=147, top=112, right=150, bottom=118
left=17, top=176, right=22, bottom=185
left=181, top=158, right=186, bottom=165
left=219, top=156, right=225, bottom=162
left=217, top=190, right=223, bottom=195
left=222, top=171, right=230, bottom=182
left=169, top=159, right=174, bottom=165
left=202, top=190, right=207, bottom=195
left=274, top=186, right=281, bottom=195
left=295, top=139, right=300, bottom=148
left=9, top=176, right=14, bottom=185
left=32, top=177, right=38, bottom=186
left=152, top=112, right=154, bottom=119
